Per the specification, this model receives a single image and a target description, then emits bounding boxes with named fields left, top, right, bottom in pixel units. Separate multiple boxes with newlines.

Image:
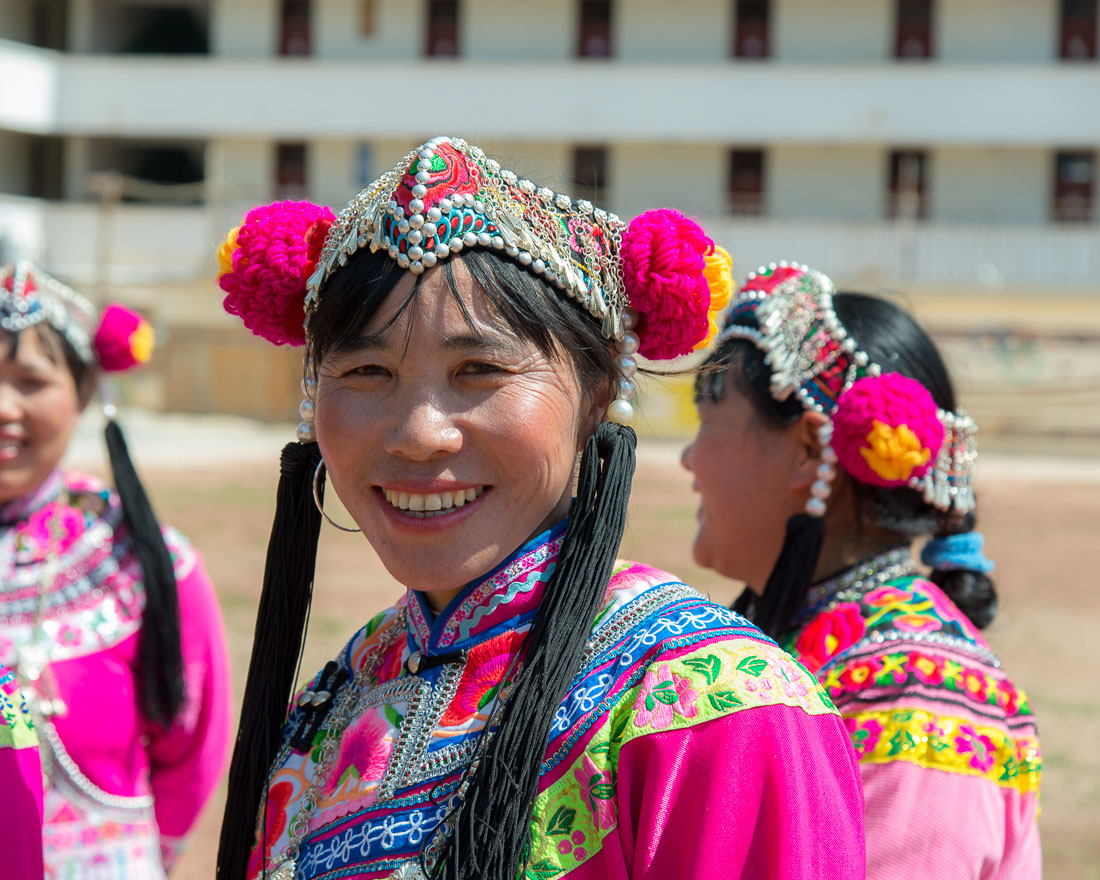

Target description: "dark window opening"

left=122, top=6, right=209, bottom=54
left=1060, top=0, right=1098, bottom=59
left=280, top=0, right=312, bottom=56
left=86, top=140, right=206, bottom=205
left=733, top=0, right=769, bottom=59
left=28, top=136, right=64, bottom=200
left=577, top=0, right=613, bottom=58
left=30, top=0, right=69, bottom=50
left=1053, top=151, right=1095, bottom=221
left=895, top=0, right=933, bottom=59
left=728, top=149, right=766, bottom=216
left=276, top=143, right=308, bottom=198
left=425, top=0, right=460, bottom=57
left=888, top=150, right=928, bottom=219
left=572, top=146, right=609, bottom=204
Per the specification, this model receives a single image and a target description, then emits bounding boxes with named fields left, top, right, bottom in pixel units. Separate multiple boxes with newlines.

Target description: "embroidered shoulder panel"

left=0, top=667, right=36, bottom=751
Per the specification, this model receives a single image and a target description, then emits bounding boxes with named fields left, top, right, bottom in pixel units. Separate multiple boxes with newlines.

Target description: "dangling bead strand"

left=297, top=365, right=317, bottom=442
left=606, top=307, right=640, bottom=425
left=805, top=421, right=835, bottom=517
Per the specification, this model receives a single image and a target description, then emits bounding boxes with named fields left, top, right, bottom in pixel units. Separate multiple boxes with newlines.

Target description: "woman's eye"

left=458, top=361, right=502, bottom=376
left=346, top=364, right=391, bottom=379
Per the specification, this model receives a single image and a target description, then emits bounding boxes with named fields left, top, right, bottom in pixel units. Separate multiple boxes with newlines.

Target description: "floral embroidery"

left=247, top=780, right=293, bottom=880
left=843, top=708, right=1040, bottom=794
left=908, top=650, right=945, bottom=685
left=794, top=602, right=866, bottom=673
left=440, top=631, right=524, bottom=727
left=325, top=710, right=394, bottom=805
left=573, top=753, right=615, bottom=830
left=838, top=656, right=882, bottom=691
left=632, top=664, right=699, bottom=730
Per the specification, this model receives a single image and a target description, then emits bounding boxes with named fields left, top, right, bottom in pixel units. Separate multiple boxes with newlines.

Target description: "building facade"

left=1, top=0, right=1098, bottom=420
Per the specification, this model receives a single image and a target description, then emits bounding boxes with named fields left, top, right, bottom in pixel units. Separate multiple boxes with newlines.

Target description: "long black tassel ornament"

left=217, top=441, right=323, bottom=880
left=104, top=419, right=183, bottom=726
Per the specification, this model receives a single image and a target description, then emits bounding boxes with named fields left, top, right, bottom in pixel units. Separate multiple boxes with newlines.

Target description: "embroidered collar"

left=0, top=470, right=65, bottom=526
left=405, top=519, right=567, bottom=654
left=795, top=545, right=916, bottom=623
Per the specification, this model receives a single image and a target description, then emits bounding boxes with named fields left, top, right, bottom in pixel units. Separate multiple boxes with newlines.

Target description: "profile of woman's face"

left=682, top=369, right=803, bottom=592
left=0, top=328, right=84, bottom=505
left=314, top=260, right=589, bottom=602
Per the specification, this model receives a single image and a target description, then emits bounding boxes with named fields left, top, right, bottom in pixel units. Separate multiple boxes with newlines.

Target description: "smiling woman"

left=216, top=137, right=866, bottom=880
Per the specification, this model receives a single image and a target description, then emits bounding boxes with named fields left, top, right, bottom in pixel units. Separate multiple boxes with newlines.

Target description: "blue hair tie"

left=920, top=532, right=994, bottom=575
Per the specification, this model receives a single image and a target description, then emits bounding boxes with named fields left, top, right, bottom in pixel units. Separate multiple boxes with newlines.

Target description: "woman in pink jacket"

left=0, top=262, right=232, bottom=877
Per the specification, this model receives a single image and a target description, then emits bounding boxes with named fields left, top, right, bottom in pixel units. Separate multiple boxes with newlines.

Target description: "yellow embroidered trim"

left=846, top=707, right=1041, bottom=796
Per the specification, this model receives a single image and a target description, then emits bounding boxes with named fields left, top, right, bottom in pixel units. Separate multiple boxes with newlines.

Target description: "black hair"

left=1, top=323, right=184, bottom=725
left=217, top=247, right=634, bottom=880
left=698, top=291, right=996, bottom=635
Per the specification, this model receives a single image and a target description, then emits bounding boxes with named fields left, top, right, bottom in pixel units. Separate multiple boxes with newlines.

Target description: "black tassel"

left=104, top=419, right=183, bottom=726
left=432, top=422, right=636, bottom=880
left=217, top=441, right=323, bottom=880
left=744, top=512, right=825, bottom=640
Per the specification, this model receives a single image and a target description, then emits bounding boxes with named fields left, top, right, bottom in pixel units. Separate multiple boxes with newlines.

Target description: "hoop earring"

left=312, top=459, right=361, bottom=533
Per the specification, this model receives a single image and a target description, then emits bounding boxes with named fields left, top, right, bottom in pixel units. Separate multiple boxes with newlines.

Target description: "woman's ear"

left=790, top=410, right=830, bottom=491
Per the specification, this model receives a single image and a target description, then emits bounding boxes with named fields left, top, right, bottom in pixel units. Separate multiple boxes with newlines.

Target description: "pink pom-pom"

left=832, top=373, right=945, bottom=487
left=620, top=209, right=714, bottom=360
left=94, top=304, right=154, bottom=372
left=218, top=201, right=336, bottom=346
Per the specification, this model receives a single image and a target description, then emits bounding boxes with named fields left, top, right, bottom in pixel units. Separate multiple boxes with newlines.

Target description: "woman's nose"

left=385, top=394, right=462, bottom=461
left=0, top=383, right=23, bottom=422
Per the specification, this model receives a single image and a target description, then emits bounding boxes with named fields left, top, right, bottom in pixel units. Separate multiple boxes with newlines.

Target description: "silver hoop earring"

left=312, top=459, right=361, bottom=532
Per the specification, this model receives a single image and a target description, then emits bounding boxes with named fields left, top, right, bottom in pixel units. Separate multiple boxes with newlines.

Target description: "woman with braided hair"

left=683, top=262, right=1042, bottom=878
left=215, top=139, right=864, bottom=880
left=0, top=262, right=231, bottom=876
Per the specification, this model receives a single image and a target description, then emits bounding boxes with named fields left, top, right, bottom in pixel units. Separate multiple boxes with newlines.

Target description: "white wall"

left=618, top=0, right=729, bottom=62
left=314, top=0, right=423, bottom=60
left=938, top=0, right=1058, bottom=62
left=769, top=145, right=886, bottom=221
left=774, top=0, right=892, bottom=62
left=609, top=142, right=726, bottom=218
left=211, top=0, right=276, bottom=57
left=930, top=147, right=1050, bottom=223
left=465, top=0, right=571, bottom=60
left=207, top=138, right=273, bottom=203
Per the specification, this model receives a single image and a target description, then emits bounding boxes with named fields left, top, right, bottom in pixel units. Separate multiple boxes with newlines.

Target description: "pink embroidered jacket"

left=1, top=664, right=43, bottom=880
left=0, top=470, right=232, bottom=879
left=782, top=550, right=1042, bottom=879
left=249, top=523, right=866, bottom=879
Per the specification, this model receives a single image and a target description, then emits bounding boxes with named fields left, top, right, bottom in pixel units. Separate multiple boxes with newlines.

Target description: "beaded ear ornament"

left=217, top=136, right=732, bottom=440
left=1, top=261, right=154, bottom=372
left=715, top=262, right=976, bottom=517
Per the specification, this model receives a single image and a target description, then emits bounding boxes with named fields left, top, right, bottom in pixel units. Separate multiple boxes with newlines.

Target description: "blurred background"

left=2, top=0, right=1098, bottom=876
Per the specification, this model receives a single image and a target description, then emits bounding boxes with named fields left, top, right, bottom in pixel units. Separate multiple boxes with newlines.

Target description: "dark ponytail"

left=431, top=421, right=636, bottom=880
left=217, top=441, right=323, bottom=879
left=927, top=510, right=998, bottom=630
left=105, top=419, right=184, bottom=726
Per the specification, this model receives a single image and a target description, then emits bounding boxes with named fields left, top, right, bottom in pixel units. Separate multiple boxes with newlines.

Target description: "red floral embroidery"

left=907, top=651, right=945, bottom=685
left=246, top=780, right=293, bottom=879
left=961, top=668, right=990, bottom=703
left=795, top=602, right=866, bottom=672
left=865, top=586, right=914, bottom=607
left=440, top=631, right=525, bottom=727
left=837, top=657, right=882, bottom=692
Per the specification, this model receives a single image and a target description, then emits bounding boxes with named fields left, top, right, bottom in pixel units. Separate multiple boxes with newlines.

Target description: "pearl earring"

left=806, top=421, right=837, bottom=517
left=606, top=307, right=640, bottom=426
left=297, top=363, right=317, bottom=442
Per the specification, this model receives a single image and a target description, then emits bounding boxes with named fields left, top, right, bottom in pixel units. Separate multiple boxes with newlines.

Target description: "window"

left=276, top=143, right=308, bottom=197
left=1053, top=151, right=1095, bottom=221
left=30, top=0, right=68, bottom=50
left=425, top=0, right=460, bottom=57
left=888, top=150, right=928, bottom=219
left=577, top=0, right=613, bottom=58
left=28, top=136, right=64, bottom=200
left=895, top=0, right=933, bottom=59
left=728, top=150, right=766, bottom=216
left=1060, top=0, right=1098, bottom=59
left=572, top=146, right=609, bottom=203
left=279, top=0, right=311, bottom=56
left=732, top=0, right=769, bottom=59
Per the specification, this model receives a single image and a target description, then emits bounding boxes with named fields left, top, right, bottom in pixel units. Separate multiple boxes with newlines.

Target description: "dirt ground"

left=130, top=441, right=1099, bottom=879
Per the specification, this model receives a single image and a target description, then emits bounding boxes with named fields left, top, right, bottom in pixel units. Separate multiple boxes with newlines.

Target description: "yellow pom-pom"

left=859, top=421, right=932, bottom=482
left=217, top=225, right=241, bottom=279
left=695, top=244, right=734, bottom=350
left=128, top=320, right=155, bottom=364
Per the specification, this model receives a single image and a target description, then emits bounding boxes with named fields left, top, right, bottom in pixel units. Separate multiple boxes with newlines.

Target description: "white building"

left=1, top=0, right=1098, bottom=417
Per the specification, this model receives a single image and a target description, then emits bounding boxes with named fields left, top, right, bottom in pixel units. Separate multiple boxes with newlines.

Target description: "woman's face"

left=315, top=261, right=593, bottom=604
left=681, top=369, right=804, bottom=592
left=0, top=328, right=84, bottom=505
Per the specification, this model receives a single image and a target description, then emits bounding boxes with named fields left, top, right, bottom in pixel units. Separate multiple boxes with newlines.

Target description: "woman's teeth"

left=383, top=486, right=485, bottom=516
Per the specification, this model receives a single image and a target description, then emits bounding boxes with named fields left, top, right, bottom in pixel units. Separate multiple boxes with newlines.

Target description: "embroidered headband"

left=217, top=136, right=733, bottom=439
left=715, top=262, right=976, bottom=515
left=0, top=261, right=153, bottom=372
